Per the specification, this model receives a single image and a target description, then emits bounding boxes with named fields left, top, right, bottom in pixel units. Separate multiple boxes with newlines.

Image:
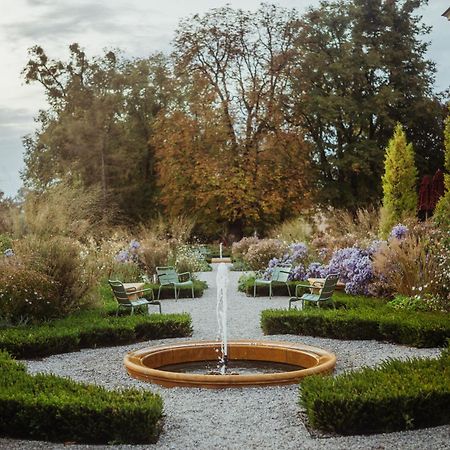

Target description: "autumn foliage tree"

left=154, top=5, right=312, bottom=238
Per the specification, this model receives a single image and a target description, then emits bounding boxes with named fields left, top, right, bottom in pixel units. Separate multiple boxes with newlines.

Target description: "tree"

left=434, top=109, right=450, bottom=231
left=380, top=123, right=418, bottom=236
left=156, top=4, right=312, bottom=237
left=22, top=44, right=171, bottom=220
left=287, top=0, right=445, bottom=209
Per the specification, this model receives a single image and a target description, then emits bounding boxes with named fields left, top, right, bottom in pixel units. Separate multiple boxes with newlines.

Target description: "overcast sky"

left=0, top=0, right=449, bottom=197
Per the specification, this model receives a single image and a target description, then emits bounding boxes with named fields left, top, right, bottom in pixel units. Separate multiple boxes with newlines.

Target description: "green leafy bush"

left=0, top=233, right=12, bottom=252
left=0, top=312, right=192, bottom=359
left=300, top=350, right=450, bottom=435
left=260, top=306, right=450, bottom=348
left=0, top=351, right=163, bottom=444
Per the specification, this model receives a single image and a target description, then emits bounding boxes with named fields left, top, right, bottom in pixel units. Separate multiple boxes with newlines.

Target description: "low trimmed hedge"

left=0, top=351, right=163, bottom=444
left=238, top=275, right=296, bottom=296
left=154, top=279, right=208, bottom=299
left=0, top=312, right=192, bottom=359
left=300, top=349, right=450, bottom=435
left=260, top=307, right=450, bottom=348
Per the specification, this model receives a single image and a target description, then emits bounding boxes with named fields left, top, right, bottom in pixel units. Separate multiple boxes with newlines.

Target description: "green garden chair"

left=156, top=266, right=194, bottom=300
left=288, top=273, right=339, bottom=310
left=253, top=264, right=292, bottom=299
left=108, top=280, right=161, bottom=315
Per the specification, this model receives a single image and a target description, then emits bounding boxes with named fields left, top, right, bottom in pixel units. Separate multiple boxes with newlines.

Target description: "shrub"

left=260, top=305, right=450, bottom=348
left=270, top=216, right=313, bottom=243
left=11, top=181, right=108, bottom=240
left=0, top=264, right=59, bottom=324
left=0, top=351, right=163, bottom=444
left=243, top=239, right=287, bottom=271
left=372, top=229, right=445, bottom=299
left=138, top=234, right=171, bottom=275
left=14, top=235, right=102, bottom=314
left=231, top=236, right=260, bottom=260
left=300, top=351, right=450, bottom=435
left=0, top=312, right=193, bottom=359
left=174, top=245, right=211, bottom=273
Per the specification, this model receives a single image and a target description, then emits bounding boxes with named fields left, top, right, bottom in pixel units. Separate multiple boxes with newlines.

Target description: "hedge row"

left=154, top=280, right=208, bottom=299
left=0, top=312, right=192, bottom=359
left=260, top=308, right=450, bottom=348
left=0, top=351, right=163, bottom=444
left=300, top=349, right=450, bottom=435
left=238, top=276, right=296, bottom=296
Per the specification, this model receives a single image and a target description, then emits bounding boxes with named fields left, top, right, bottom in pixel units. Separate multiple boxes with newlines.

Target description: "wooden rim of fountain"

left=124, top=340, right=336, bottom=388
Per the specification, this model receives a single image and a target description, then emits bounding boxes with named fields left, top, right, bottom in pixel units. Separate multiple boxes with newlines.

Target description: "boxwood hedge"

left=0, top=312, right=192, bottom=359
left=0, top=351, right=163, bottom=444
left=260, top=307, right=450, bottom=348
left=300, top=349, right=450, bottom=435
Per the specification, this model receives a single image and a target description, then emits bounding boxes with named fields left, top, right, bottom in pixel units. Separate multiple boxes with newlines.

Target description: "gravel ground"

left=2, top=264, right=449, bottom=450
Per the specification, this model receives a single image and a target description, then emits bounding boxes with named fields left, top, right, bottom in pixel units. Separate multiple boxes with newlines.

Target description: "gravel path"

left=2, top=264, right=449, bottom=450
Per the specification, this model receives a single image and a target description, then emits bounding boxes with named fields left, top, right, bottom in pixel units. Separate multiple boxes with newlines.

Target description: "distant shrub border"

left=300, top=349, right=450, bottom=435
left=0, top=312, right=192, bottom=359
left=0, top=351, right=163, bottom=444
left=260, top=308, right=450, bottom=348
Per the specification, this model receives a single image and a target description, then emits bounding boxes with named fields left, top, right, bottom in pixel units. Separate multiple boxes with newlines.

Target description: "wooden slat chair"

left=108, top=280, right=161, bottom=315
left=253, top=264, right=292, bottom=299
left=156, top=266, right=194, bottom=300
left=289, top=274, right=339, bottom=310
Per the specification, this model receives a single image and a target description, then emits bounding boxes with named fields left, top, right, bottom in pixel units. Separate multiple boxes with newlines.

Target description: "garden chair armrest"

left=178, top=272, right=192, bottom=281
left=131, top=288, right=154, bottom=299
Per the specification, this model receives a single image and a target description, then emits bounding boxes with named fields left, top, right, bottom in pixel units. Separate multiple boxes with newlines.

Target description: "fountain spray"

left=216, top=263, right=228, bottom=374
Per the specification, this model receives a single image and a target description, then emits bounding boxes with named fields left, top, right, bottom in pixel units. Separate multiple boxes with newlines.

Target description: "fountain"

left=124, top=264, right=336, bottom=388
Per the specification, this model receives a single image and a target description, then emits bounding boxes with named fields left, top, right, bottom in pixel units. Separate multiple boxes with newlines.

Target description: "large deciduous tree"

left=22, top=44, right=171, bottom=219
left=287, top=0, right=446, bottom=209
left=155, top=4, right=312, bottom=238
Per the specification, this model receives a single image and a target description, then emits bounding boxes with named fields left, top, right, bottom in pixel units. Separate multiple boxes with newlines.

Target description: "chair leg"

left=174, top=286, right=178, bottom=300
left=191, top=285, right=194, bottom=299
left=131, top=306, right=134, bottom=315
left=157, top=286, right=162, bottom=300
left=286, top=283, right=291, bottom=297
left=254, top=283, right=257, bottom=298
left=269, top=284, right=272, bottom=299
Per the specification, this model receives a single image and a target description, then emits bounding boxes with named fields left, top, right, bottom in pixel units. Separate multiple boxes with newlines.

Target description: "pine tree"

left=380, top=123, right=418, bottom=236
left=433, top=110, right=450, bottom=231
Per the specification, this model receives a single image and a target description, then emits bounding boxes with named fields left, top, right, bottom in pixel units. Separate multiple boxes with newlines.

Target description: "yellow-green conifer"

left=433, top=110, right=450, bottom=231
left=380, top=123, right=418, bottom=236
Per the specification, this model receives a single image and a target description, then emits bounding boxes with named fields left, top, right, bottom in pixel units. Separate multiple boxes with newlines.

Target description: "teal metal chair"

left=253, top=264, right=292, bottom=299
left=108, top=280, right=161, bottom=315
left=156, top=266, right=194, bottom=300
left=289, top=274, right=339, bottom=310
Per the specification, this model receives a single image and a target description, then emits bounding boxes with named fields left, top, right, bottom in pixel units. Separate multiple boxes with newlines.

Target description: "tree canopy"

left=19, top=1, right=448, bottom=238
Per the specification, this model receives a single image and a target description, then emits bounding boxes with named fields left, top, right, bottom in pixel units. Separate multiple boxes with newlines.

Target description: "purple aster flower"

left=390, top=224, right=408, bottom=241
left=129, top=239, right=141, bottom=250
left=115, top=249, right=130, bottom=263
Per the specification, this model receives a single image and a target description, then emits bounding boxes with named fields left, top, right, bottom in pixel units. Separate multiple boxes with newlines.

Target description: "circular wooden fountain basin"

left=124, top=340, right=336, bottom=388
